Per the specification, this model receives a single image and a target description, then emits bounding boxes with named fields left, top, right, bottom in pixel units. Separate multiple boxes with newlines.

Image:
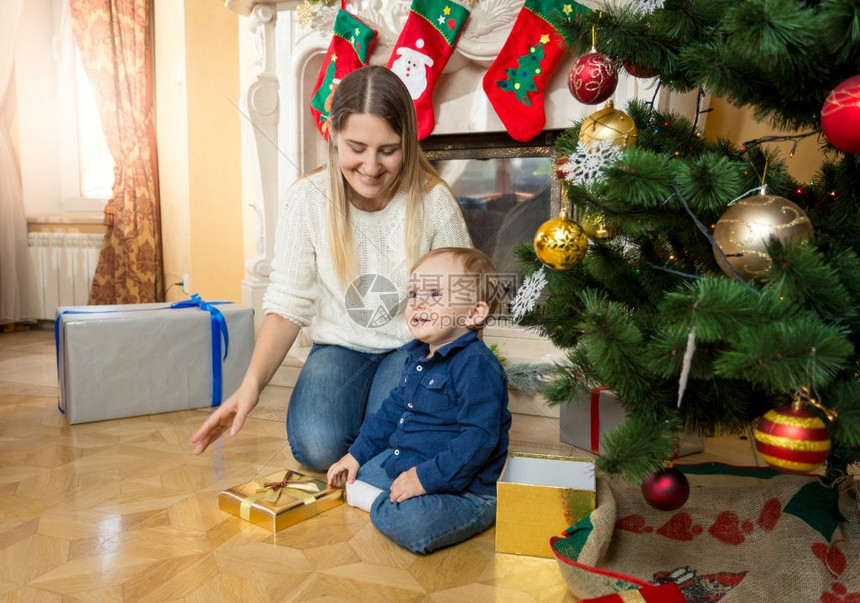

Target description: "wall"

left=184, top=0, right=243, bottom=302
left=154, top=0, right=191, bottom=303
left=703, top=97, right=824, bottom=184
left=155, top=0, right=243, bottom=303
left=14, top=0, right=61, bottom=216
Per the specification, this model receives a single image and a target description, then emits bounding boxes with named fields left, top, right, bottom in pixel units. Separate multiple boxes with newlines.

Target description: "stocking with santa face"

left=310, top=8, right=378, bottom=139
left=387, top=0, right=470, bottom=140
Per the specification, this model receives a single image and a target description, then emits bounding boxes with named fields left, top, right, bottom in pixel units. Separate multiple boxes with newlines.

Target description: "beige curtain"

left=0, top=0, right=40, bottom=325
left=69, top=0, right=164, bottom=304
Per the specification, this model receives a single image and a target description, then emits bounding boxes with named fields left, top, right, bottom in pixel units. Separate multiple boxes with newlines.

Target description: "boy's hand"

left=390, top=467, right=425, bottom=503
left=327, top=453, right=359, bottom=488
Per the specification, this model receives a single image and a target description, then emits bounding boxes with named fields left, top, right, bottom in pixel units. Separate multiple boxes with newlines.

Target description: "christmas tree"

left=517, top=0, right=860, bottom=487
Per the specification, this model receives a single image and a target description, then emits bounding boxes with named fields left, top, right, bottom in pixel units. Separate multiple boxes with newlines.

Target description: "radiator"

left=28, top=232, right=103, bottom=320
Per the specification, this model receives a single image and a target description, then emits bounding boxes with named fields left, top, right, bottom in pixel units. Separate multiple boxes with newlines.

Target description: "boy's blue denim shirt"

left=349, top=330, right=511, bottom=497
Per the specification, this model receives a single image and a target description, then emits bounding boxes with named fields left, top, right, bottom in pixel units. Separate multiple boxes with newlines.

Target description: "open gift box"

left=495, top=452, right=596, bottom=558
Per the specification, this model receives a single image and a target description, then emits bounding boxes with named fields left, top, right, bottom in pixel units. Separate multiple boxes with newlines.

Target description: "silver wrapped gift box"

left=56, top=300, right=254, bottom=424
left=559, top=386, right=705, bottom=457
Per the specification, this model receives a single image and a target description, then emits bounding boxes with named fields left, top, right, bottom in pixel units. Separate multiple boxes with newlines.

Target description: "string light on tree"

left=712, top=190, right=814, bottom=281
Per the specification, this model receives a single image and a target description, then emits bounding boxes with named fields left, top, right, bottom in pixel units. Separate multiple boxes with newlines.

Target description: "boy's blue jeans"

left=287, top=344, right=407, bottom=471
left=356, top=449, right=497, bottom=554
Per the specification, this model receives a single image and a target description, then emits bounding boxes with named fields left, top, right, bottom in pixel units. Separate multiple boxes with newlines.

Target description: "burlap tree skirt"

left=552, top=463, right=859, bottom=602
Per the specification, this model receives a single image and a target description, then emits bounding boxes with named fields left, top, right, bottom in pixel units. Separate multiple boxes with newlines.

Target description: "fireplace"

left=226, top=0, right=702, bottom=411
left=423, top=130, right=563, bottom=317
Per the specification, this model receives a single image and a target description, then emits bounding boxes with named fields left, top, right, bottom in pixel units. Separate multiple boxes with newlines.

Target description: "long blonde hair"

left=326, top=65, right=446, bottom=288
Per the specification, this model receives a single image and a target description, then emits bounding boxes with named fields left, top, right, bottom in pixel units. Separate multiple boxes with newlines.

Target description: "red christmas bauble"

left=641, top=467, right=689, bottom=511
left=623, top=61, right=656, bottom=79
left=821, top=74, right=860, bottom=154
left=568, top=52, right=618, bottom=105
left=753, top=405, right=831, bottom=473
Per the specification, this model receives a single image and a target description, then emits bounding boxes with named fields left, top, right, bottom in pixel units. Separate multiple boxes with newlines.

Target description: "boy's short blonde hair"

left=411, top=247, right=502, bottom=321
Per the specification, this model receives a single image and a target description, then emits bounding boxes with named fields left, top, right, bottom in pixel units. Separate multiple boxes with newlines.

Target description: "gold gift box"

left=219, top=469, right=343, bottom=532
left=495, top=452, right=596, bottom=558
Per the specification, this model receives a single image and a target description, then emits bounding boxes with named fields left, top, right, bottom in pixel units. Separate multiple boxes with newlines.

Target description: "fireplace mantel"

left=227, top=0, right=706, bottom=412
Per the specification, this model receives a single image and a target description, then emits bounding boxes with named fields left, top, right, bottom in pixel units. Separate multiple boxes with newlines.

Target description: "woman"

left=191, top=66, right=472, bottom=470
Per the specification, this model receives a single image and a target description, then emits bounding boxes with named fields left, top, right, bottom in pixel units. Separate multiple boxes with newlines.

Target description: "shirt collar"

left=401, top=330, right=480, bottom=361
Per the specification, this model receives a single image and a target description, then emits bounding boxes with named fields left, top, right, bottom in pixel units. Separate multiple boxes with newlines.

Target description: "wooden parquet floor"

left=0, top=326, right=582, bottom=602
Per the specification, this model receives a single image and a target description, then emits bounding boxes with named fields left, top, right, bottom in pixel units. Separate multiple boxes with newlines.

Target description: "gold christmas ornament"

left=578, top=100, right=638, bottom=150
left=580, top=210, right=616, bottom=239
left=534, top=206, right=588, bottom=270
left=712, top=192, right=813, bottom=281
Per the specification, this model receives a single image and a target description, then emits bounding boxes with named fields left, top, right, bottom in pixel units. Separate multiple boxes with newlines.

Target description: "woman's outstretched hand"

left=190, top=380, right=260, bottom=454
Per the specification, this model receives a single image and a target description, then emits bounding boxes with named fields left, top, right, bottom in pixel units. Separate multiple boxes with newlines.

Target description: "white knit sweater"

left=262, top=171, right=472, bottom=353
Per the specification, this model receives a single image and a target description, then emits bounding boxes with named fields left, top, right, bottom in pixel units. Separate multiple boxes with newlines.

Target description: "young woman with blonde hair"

left=192, top=66, right=471, bottom=470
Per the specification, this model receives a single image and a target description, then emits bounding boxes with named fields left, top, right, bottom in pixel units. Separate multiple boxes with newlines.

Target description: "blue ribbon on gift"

left=54, top=294, right=233, bottom=413
left=169, top=294, right=231, bottom=406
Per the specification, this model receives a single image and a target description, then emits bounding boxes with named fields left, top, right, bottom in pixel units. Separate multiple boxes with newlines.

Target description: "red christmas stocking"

left=310, top=8, right=378, bottom=139
left=483, top=0, right=589, bottom=142
left=386, top=0, right=471, bottom=139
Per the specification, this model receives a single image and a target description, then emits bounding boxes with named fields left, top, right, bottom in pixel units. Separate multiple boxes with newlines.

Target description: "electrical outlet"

left=181, top=273, right=190, bottom=295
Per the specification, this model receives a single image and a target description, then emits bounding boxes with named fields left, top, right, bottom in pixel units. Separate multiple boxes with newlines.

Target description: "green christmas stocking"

left=386, top=0, right=470, bottom=139
left=483, top=0, right=589, bottom=142
left=309, top=8, right=378, bottom=139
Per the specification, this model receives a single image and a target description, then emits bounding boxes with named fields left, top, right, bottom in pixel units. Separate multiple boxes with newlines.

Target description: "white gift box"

left=56, top=299, right=254, bottom=424
left=559, top=387, right=705, bottom=457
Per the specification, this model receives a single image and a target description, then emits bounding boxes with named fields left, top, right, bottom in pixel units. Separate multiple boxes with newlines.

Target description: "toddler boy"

left=327, top=247, right=511, bottom=554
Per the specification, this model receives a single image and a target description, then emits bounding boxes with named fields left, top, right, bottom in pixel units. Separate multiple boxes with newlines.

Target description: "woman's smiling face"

left=334, top=112, right=403, bottom=211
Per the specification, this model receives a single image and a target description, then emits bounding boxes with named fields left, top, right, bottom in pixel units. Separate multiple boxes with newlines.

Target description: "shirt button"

left=407, top=402, right=413, bottom=409
left=399, top=418, right=404, bottom=424
left=416, top=365, right=423, bottom=372
left=429, top=379, right=434, bottom=385
left=394, top=449, right=400, bottom=456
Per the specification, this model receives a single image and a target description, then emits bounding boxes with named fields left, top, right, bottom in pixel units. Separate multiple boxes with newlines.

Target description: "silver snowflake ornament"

left=559, top=140, right=623, bottom=187
left=511, top=267, right=547, bottom=323
left=634, top=0, right=665, bottom=14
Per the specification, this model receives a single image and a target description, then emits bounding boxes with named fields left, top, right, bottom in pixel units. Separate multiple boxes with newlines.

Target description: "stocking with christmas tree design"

left=310, top=8, right=378, bottom=139
left=386, top=0, right=470, bottom=139
left=483, top=0, right=589, bottom=142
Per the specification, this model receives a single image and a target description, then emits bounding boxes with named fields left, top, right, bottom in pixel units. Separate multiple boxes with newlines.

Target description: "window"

left=56, top=4, right=114, bottom=211
left=73, top=47, right=114, bottom=199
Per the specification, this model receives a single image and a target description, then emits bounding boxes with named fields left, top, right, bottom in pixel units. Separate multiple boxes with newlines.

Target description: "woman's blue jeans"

left=356, top=449, right=497, bottom=554
left=286, top=344, right=407, bottom=471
